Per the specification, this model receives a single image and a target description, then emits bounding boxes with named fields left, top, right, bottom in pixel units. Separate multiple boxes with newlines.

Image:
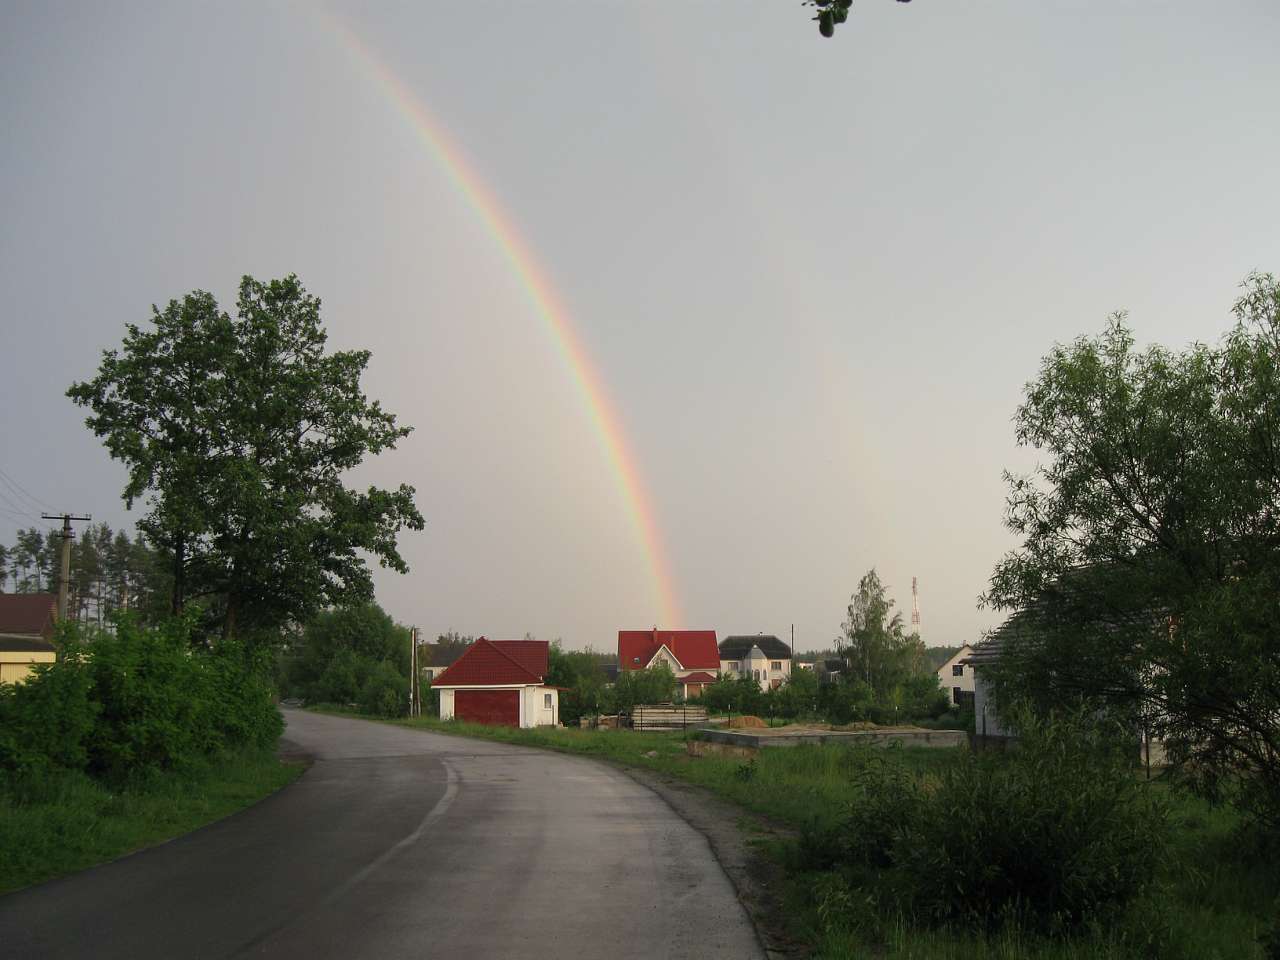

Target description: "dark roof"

left=618, top=630, right=720, bottom=671
left=431, top=637, right=548, bottom=687
left=822, top=659, right=844, bottom=673
left=0, top=635, right=56, bottom=653
left=719, top=635, right=792, bottom=660
left=421, top=643, right=467, bottom=668
left=0, top=594, right=57, bottom=638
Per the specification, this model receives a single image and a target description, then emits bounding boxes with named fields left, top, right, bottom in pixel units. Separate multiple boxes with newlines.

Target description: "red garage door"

left=456, top=689, right=519, bottom=727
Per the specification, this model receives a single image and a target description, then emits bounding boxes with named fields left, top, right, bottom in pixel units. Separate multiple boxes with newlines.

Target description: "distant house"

left=0, top=593, right=58, bottom=684
left=617, top=629, right=720, bottom=699
left=431, top=637, right=559, bottom=728
left=718, top=634, right=792, bottom=691
left=418, top=641, right=467, bottom=685
left=936, top=644, right=975, bottom=708
left=963, top=629, right=1018, bottom=742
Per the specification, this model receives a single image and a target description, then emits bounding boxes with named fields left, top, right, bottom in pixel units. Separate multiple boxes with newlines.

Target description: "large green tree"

left=836, top=568, right=927, bottom=697
left=68, top=275, right=423, bottom=641
left=984, top=273, right=1280, bottom=832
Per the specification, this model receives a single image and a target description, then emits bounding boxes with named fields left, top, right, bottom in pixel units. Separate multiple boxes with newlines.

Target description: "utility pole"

left=410, top=626, right=417, bottom=717
left=41, top=513, right=91, bottom=622
left=911, top=576, right=922, bottom=638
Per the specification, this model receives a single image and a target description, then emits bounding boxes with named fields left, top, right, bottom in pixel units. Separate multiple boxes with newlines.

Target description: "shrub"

left=810, top=712, right=1168, bottom=935
left=358, top=660, right=408, bottom=717
left=0, top=614, right=282, bottom=791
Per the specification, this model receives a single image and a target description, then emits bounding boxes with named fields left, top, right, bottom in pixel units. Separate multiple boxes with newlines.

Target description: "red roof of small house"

left=618, top=630, right=719, bottom=671
left=431, top=637, right=548, bottom=687
left=677, top=671, right=717, bottom=684
left=0, top=593, right=57, bottom=639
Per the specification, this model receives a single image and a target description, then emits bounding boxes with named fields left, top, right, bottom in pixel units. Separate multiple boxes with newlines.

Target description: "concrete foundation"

left=694, top=727, right=967, bottom=751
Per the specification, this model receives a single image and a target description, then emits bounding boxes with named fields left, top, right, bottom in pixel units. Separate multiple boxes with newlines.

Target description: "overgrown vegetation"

left=0, top=615, right=282, bottom=793
left=985, top=273, right=1280, bottom=837
left=0, top=614, right=293, bottom=892
left=278, top=602, right=411, bottom=718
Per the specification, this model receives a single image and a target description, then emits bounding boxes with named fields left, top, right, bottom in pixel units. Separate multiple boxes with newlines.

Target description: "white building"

left=432, top=637, right=560, bottom=728
left=936, top=644, right=975, bottom=708
left=718, top=634, right=792, bottom=691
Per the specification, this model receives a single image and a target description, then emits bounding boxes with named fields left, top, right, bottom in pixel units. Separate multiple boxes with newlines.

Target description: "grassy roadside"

left=0, top=746, right=305, bottom=895
left=328, top=710, right=1279, bottom=960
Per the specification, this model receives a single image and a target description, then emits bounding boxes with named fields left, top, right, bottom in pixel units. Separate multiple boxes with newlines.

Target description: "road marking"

left=324, top=759, right=459, bottom=902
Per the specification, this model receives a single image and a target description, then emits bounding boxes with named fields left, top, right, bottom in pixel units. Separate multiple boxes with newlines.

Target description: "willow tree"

left=69, top=275, right=424, bottom=642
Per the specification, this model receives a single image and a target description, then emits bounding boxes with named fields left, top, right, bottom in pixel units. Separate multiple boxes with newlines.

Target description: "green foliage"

left=602, top=663, right=677, bottom=713
left=67, top=274, right=424, bottom=641
left=282, top=602, right=412, bottom=718
left=804, top=713, right=1168, bottom=937
left=545, top=643, right=612, bottom=725
left=803, top=0, right=911, bottom=39
left=0, top=616, right=282, bottom=793
left=985, top=272, right=1280, bottom=835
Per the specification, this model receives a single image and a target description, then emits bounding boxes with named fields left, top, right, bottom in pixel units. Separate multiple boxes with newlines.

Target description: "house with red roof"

left=617, top=629, right=720, bottom=699
left=431, top=637, right=560, bottom=728
left=0, top=593, right=58, bottom=684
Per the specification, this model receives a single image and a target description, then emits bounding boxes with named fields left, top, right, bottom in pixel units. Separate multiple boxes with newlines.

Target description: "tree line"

left=0, top=524, right=170, bottom=624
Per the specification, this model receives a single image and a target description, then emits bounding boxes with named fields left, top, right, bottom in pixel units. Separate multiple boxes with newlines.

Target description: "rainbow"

left=317, top=11, right=682, bottom=628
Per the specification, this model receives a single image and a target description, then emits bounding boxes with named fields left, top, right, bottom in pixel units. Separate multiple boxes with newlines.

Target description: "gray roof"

left=718, top=635, right=792, bottom=660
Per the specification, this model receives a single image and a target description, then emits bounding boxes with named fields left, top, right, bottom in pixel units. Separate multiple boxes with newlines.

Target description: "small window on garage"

left=544, top=693, right=552, bottom=708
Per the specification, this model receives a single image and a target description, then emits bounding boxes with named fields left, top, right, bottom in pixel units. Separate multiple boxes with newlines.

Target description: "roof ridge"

left=434, top=636, right=541, bottom=687
left=486, top=638, right=544, bottom=681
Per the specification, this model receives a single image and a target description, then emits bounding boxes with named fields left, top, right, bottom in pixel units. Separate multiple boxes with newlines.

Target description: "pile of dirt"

left=726, top=715, right=767, bottom=729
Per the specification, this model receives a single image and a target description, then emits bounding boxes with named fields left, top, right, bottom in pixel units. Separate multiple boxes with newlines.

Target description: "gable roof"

left=618, top=630, right=719, bottom=671
left=719, top=635, right=792, bottom=660
left=936, top=645, right=974, bottom=671
left=0, top=594, right=57, bottom=638
left=431, top=637, right=548, bottom=687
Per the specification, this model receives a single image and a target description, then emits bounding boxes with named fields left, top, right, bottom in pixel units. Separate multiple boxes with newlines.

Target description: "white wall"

left=522, top=685, right=559, bottom=727
left=937, top=645, right=975, bottom=706
left=720, top=649, right=792, bottom=691
left=972, top=670, right=1013, bottom=739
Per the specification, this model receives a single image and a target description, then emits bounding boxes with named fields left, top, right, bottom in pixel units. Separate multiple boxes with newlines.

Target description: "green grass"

left=325, top=712, right=1280, bottom=959
left=0, top=747, right=305, bottom=894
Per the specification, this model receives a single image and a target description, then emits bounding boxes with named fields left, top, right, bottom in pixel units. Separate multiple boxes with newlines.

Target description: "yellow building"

left=0, top=593, right=58, bottom=684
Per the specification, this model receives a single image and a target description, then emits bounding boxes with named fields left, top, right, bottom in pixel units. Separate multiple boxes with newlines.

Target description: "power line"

left=0, top=468, right=55, bottom=512
left=0, top=491, right=39, bottom=522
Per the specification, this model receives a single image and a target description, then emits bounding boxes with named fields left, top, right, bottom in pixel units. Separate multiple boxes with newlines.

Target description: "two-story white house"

left=718, top=634, right=792, bottom=691
left=936, top=644, right=975, bottom=708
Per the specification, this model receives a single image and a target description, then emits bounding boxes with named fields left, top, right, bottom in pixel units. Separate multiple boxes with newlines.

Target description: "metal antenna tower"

left=910, top=576, right=921, bottom=636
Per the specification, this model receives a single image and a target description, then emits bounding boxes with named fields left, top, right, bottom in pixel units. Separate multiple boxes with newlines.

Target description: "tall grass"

left=0, top=746, right=303, bottom=894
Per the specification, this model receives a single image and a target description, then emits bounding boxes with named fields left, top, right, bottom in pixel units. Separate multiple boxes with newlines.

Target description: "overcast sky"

left=3, top=2, right=1279, bottom=652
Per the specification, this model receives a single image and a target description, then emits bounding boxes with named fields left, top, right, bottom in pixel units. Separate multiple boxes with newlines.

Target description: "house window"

left=753, top=669, right=760, bottom=681
left=424, top=669, right=434, bottom=681
left=729, top=662, right=739, bottom=672
left=952, top=664, right=964, bottom=677
left=544, top=693, right=552, bottom=708
left=771, top=661, right=782, bottom=671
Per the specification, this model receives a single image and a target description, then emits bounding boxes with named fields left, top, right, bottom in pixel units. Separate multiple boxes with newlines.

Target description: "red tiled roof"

left=431, top=637, right=547, bottom=687
left=678, top=671, right=717, bottom=684
left=0, top=593, right=57, bottom=638
left=494, top=640, right=549, bottom=677
left=618, top=630, right=719, bottom=671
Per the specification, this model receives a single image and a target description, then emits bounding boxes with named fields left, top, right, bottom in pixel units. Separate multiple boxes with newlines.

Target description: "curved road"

left=0, top=709, right=764, bottom=959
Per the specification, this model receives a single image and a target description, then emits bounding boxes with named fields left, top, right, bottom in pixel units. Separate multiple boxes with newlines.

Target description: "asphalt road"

left=0, top=709, right=765, bottom=959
